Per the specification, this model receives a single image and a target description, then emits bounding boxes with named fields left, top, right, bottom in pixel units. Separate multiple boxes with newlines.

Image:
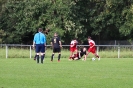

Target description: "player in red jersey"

left=69, top=39, right=78, bottom=60
left=87, top=36, right=100, bottom=60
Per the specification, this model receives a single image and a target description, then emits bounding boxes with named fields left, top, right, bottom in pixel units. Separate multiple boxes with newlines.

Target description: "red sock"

left=96, top=55, right=99, bottom=58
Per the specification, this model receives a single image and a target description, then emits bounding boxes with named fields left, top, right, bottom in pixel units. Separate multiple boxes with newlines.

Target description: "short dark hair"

left=54, top=32, right=58, bottom=36
left=88, top=36, right=91, bottom=39
left=74, top=38, right=77, bottom=40
left=38, top=28, right=43, bottom=32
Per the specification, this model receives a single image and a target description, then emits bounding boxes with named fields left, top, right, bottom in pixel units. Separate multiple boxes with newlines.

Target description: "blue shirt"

left=33, top=32, right=46, bottom=44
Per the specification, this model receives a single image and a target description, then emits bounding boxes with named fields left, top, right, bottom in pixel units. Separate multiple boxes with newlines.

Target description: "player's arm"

left=70, top=41, right=75, bottom=47
left=71, top=44, right=74, bottom=47
left=51, top=42, right=53, bottom=48
left=44, top=43, right=46, bottom=47
left=90, top=42, right=94, bottom=48
left=84, top=51, right=87, bottom=60
left=51, top=39, right=54, bottom=48
left=84, top=55, right=87, bottom=60
left=90, top=45, right=94, bottom=48
left=33, top=42, right=35, bottom=49
left=59, top=41, right=62, bottom=48
left=44, top=34, right=46, bottom=46
left=58, top=37, right=62, bottom=48
left=75, top=40, right=78, bottom=44
left=33, top=34, right=37, bottom=49
left=78, top=51, right=81, bottom=58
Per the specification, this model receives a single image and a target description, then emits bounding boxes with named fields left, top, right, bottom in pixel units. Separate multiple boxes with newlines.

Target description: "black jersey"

left=51, top=36, right=61, bottom=48
left=79, top=49, right=86, bottom=57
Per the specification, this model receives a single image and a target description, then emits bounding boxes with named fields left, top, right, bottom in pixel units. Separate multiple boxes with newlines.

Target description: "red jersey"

left=88, top=39, right=96, bottom=54
left=70, top=40, right=77, bottom=48
left=89, top=40, right=95, bottom=48
left=70, top=40, right=77, bottom=52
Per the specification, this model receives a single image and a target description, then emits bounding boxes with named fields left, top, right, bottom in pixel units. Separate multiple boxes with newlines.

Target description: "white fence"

left=0, top=44, right=133, bottom=58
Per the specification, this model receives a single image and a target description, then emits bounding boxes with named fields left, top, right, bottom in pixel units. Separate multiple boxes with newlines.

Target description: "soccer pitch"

left=0, top=58, right=133, bottom=88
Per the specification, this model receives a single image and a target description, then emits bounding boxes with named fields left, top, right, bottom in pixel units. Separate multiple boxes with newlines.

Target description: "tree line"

left=0, top=0, right=133, bottom=44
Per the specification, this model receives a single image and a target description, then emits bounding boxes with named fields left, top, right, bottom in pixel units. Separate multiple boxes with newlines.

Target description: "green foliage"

left=119, top=5, right=133, bottom=37
left=0, top=29, right=6, bottom=43
left=0, top=0, right=133, bottom=44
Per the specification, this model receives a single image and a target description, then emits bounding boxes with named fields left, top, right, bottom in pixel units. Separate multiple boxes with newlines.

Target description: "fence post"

left=6, top=45, right=8, bottom=59
left=97, top=46, right=99, bottom=55
left=118, top=46, right=120, bottom=58
left=30, top=46, right=32, bottom=59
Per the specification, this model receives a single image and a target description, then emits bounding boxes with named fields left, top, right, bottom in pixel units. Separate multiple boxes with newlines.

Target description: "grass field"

left=0, top=58, right=133, bottom=88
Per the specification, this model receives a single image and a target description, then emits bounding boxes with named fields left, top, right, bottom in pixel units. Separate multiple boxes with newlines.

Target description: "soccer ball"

left=92, top=57, right=95, bottom=61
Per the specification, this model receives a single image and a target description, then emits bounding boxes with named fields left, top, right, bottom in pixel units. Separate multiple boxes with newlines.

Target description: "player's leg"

left=69, top=47, right=74, bottom=60
left=58, top=52, right=61, bottom=62
left=69, top=51, right=74, bottom=60
left=92, top=52, right=100, bottom=61
left=58, top=48, right=61, bottom=62
left=87, top=48, right=91, bottom=58
left=94, top=53, right=99, bottom=58
left=51, top=52, right=54, bottom=61
left=34, top=53, right=37, bottom=60
left=74, top=49, right=78, bottom=57
left=73, top=54, right=78, bottom=60
left=86, top=52, right=90, bottom=61
left=35, top=44, right=40, bottom=63
left=40, top=44, right=45, bottom=64
left=69, top=48, right=77, bottom=60
left=51, top=48, right=55, bottom=61
left=92, top=47, right=100, bottom=60
left=94, top=53, right=100, bottom=60
left=73, top=51, right=79, bottom=60
left=83, top=55, right=87, bottom=61
left=51, top=53, right=55, bottom=61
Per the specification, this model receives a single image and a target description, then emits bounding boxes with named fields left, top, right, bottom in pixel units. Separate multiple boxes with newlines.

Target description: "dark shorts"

left=36, top=44, right=45, bottom=53
left=53, top=48, right=61, bottom=53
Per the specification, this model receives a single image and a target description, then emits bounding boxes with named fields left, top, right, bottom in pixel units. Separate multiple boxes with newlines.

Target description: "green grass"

left=0, top=58, right=133, bottom=88
left=0, top=47, right=133, bottom=58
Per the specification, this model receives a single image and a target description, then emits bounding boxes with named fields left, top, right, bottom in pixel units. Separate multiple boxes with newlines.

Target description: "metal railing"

left=0, top=44, right=133, bottom=58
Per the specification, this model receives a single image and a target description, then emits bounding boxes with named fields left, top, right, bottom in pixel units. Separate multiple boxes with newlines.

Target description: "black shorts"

left=53, top=48, right=61, bottom=53
left=36, top=44, right=45, bottom=53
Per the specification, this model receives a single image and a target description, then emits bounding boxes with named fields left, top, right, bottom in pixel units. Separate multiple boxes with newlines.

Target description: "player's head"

left=54, top=33, right=58, bottom=37
left=74, top=38, right=77, bottom=41
left=88, top=36, right=91, bottom=39
left=83, top=47, right=87, bottom=52
left=38, top=28, right=43, bottom=32
left=73, top=38, right=78, bottom=43
left=88, top=36, right=91, bottom=41
left=74, top=38, right=76, bottom=40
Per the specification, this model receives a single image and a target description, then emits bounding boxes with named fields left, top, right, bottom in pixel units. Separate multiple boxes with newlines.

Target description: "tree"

left=0, top=0, right=133, bottom=44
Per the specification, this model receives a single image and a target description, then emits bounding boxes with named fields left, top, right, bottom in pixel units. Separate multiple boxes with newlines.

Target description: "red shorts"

left=88, top=47, right=96, bottom=54
left=71, top=53, right=78, bottom=59
left=70, top=47, right=77, bottom=52
left=74, top=53, right=79, bottom=57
